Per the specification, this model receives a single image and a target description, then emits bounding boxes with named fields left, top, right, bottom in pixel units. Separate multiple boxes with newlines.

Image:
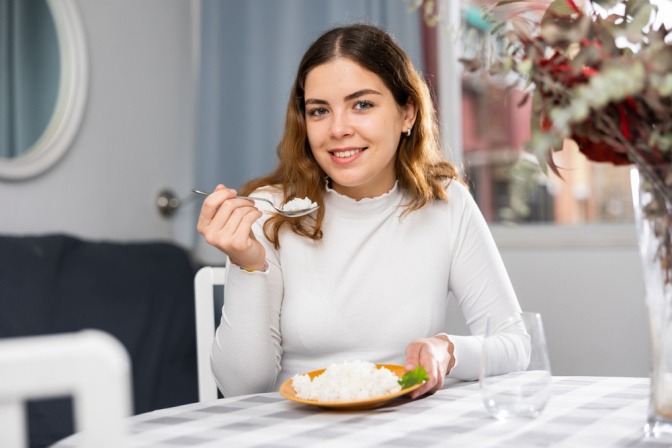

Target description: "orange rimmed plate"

left=279, top=364, right=422, bottom=411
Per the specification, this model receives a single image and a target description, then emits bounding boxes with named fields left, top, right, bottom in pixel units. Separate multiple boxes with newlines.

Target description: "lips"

left=329, top=147, right=367, bottom=163
left=332, top=148, right=362, bottom=158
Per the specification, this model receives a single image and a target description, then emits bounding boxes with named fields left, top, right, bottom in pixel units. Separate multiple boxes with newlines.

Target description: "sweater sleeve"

left=210, top=214, right=284, bottom=397
left=443, top=182, right=527, bottom=380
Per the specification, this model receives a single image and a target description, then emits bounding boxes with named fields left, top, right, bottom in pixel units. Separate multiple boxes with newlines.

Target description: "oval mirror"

left=0, top=0, right=88, bottom=180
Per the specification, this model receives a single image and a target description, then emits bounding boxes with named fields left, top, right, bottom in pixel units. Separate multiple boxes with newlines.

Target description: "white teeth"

left=333, top=149, right=362, bottom=158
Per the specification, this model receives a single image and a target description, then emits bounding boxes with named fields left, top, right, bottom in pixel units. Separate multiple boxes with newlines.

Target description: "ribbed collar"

left=324, top=180, right=405, bottom=218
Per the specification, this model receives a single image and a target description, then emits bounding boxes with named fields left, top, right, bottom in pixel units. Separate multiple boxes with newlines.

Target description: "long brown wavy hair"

left=240, top=23, right=461, bottom=249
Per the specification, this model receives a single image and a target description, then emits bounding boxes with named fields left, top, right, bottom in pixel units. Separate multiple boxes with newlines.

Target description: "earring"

left=406, top=128, right=412, bottom=137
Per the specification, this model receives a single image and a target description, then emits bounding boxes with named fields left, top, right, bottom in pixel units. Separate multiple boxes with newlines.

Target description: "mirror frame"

left=0, top=0, right=88, bottom=181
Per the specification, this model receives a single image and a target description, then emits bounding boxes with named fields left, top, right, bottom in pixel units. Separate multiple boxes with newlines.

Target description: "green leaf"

left=541, top=0, right=581, bottom=27
left=626, top=2, right=654, bottom=44
left=398, top=366, right=429, bottom=389
left=495, top=0, right=530, bottom=6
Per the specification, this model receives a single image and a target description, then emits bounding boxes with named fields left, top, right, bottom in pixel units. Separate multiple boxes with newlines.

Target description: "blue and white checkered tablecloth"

left=54, top=376, right=671, bottom=447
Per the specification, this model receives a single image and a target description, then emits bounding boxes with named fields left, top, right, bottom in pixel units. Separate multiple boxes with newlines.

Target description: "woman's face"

left=304, top=58, right=416, bottom=200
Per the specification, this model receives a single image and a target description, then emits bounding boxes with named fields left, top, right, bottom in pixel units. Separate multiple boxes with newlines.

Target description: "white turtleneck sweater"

left=211, top=180, right=526, bottom=397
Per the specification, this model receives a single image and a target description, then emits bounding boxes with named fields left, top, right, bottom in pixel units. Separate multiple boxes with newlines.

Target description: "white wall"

left=0, top=0, right=198, bottom=247
left=447, top=224, right=650, bottom=378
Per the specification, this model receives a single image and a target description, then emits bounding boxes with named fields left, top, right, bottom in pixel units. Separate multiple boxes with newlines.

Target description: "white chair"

left=0, top=329, right=132, bottom=448
left=194, top=265, right=228, bottom=402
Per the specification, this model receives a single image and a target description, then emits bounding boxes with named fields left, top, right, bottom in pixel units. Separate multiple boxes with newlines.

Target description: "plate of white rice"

left=279, top=361, right=423, bottom=410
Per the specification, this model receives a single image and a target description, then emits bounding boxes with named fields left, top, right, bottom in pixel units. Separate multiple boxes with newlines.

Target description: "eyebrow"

left=305, top=89, right=382, bottom=105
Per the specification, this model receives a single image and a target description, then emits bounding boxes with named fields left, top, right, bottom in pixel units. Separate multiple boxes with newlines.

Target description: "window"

left=430, top=0, right=638, bottom=226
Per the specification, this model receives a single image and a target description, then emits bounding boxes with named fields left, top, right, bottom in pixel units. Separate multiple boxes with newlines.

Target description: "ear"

left=402, top=100, right=417, bottom=131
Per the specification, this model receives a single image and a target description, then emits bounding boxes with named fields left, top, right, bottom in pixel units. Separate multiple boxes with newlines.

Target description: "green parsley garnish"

left=398, top=365, right=429, bottom=389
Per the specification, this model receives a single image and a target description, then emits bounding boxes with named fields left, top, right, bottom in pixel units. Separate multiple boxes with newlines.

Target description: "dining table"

left=53, top=375, right=672, bottom=447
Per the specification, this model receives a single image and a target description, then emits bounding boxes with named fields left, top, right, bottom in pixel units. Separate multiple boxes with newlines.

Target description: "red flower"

left=573, top=137, right=631, bottom=165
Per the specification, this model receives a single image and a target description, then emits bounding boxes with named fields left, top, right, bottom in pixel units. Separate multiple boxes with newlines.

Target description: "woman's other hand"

left=196, top=184, right=266, bottom=270
left=404, top=335, right=455, bottom=399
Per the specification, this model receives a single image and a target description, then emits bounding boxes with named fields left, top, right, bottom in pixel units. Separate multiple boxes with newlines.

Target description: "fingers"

left=196, top=185, right=236, bottom=231
left=196, top=185, right=265, bottom=264
left=207, top=196, right=258, bottom=238
left=405, top=338, right=449, bottom=399
left=408, top=344, right=441, bottom=399
left=197, top=185, right=253, bottom=235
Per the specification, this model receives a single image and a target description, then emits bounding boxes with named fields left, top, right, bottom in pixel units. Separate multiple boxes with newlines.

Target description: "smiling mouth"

left=331, top=148, right=366, bottom=158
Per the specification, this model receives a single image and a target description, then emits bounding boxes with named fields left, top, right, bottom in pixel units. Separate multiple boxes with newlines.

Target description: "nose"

left=329, top=110, right=353, bottom=139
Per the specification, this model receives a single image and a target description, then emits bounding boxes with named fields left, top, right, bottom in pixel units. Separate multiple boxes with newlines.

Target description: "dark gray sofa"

left=0, top=234, right=199, bottom=448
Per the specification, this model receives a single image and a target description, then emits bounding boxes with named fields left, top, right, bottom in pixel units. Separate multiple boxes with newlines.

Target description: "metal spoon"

left=192, top=189, right=319, bottom=217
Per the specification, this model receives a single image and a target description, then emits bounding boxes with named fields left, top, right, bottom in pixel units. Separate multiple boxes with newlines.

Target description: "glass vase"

left=631, top=166, right=672, bottom=439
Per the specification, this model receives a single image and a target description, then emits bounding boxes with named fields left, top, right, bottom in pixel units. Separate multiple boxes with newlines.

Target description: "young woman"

left=197, top=23, right=528, bottom=399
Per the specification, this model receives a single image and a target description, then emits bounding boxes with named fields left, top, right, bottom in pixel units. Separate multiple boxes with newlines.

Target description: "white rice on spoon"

left=282, top=197, right=317, bottom=212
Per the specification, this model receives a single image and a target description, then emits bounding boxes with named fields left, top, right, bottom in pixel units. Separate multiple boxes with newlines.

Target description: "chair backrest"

left=194, top=265, right=228, bottom=402
left=0, top=330, right=132, bottom=448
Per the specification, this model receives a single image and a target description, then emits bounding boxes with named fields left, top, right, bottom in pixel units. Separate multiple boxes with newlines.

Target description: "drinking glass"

left=479, top=311, right=552, bottom=420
